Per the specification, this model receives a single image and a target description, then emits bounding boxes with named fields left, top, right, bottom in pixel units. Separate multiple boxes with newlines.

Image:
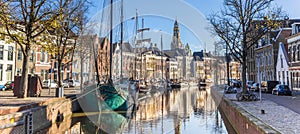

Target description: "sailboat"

left=96, top=0, right=129, bottom=112
left=78, top=0, right=133, bottom=115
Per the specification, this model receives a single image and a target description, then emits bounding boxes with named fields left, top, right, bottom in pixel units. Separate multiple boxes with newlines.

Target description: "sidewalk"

left=223, top=93, right=300, bottom=134
left=0, top=88, right=81, bottom=115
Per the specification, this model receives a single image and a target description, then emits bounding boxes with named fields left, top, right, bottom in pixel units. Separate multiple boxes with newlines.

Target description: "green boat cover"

left=99, top=85, right=127, bottom=111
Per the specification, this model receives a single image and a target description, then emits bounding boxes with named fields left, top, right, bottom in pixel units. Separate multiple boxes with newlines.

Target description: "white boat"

left=180, top=82, right=189, bottom=88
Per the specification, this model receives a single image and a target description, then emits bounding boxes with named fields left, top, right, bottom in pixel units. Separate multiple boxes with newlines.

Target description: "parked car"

left=251, top=83, right=260, bottom=92
left=0, top=84, right=6, bottom=91
left=247, top=81, right=254, bottom=89
left=42, top=80, right=58, bottom=88
left=230, top=79, right=241, bottom=88
left=68, top=79, right=80, bottom=87
left=5, top=81, right=14, bottom=90
left=224, top=85, right=238, bottom=94
left=62, top=80, right=70, bottom=88
left=261, top=81, right=280, bottom=93
left=272, top=84, right=292, bottom=96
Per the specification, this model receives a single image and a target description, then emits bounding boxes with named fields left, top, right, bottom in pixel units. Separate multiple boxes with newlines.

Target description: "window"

left=298, top=46, right=300, bottom=61
left=18, top=49, right=22, bottom=61
left=0, top=45, right=3, bottom=60
left=7, top=64, right=12, bottom=71
left=281, top=55, right=283, bottom=68
left=293, top=46, right=296, bottom=62
left=17, top=68, right=22, bottom=75
left=288, top=47, right=292, bottom=61
left=287, top=71, right=289, bottom=85
left=45, top=71, right=49, bottom=80
left=45, top=52, right=48, bottom=62
left=278, top=71, right=281, bottom=82
left=30, top=50, right=34, bottom=62
left=282, top=71, right=285, bottom=84
left=41, top=49, right=45, bottom=62
left=8, top=46, right=13, bottom=61
left=0, top=64, right=2, bottom=81
left=6, top=64, right=13, bottom=81
left=41, top=70, right=44, bottom=77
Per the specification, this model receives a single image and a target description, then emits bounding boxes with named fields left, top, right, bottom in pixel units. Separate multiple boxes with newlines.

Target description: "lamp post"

left=48, top=58, right=54, bottom=95
left=256, top=54, right=262, bottom=102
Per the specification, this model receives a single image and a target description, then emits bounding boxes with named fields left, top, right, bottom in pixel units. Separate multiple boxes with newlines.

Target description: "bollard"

left=55, top=87, right=64, bottom=97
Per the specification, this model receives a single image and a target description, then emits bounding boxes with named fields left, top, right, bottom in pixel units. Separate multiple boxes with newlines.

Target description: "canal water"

left=38, top=87, right=235, bottom=134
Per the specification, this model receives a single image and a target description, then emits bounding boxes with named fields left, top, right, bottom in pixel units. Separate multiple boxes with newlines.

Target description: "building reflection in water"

left=38, top=86, right=230, bottom=134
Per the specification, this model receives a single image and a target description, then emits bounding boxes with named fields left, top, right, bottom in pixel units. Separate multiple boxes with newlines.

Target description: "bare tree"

left=76, top=34, right=94, bottom=91
left=46, top=0, right=89, bottom=87
left=0, top=0, right=61, bottom=98
left=209, top=0, right=283, bottom=93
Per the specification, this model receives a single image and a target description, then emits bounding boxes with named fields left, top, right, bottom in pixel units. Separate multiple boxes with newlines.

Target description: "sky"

left=86, top=0, right=300, bottom=52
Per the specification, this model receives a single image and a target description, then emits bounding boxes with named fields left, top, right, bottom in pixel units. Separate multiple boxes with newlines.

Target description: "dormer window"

left=292, top=23, right=300, bottom=35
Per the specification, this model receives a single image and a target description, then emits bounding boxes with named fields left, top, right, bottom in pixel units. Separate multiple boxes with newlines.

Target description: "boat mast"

left=161, top=34, right=163, bottom=80
left=120, top=0, right=124, bottom=79
left=134, top=9, right=138, bottom=80
left=109, top=0, right=113, bottom=79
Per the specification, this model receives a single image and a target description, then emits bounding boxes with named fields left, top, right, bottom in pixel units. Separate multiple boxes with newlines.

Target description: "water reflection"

left=39, top=86, right=231, bottom=134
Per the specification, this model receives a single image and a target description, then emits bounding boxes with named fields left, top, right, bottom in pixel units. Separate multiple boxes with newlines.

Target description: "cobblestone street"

left=224, top=93, right=300, bottom=134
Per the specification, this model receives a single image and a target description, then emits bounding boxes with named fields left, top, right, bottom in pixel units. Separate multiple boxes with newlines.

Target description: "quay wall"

left=0, top=96, right=80, bottom=134
left=211, top=86, right=279, bottom=134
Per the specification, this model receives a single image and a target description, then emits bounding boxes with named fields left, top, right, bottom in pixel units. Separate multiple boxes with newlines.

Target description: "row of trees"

left=209, top=0, right=285, bottom=94
left=0, top=0, right=90, bottom=98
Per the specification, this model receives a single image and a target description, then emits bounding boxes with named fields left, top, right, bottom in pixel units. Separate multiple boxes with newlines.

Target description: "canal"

left=37, top=87, right=235, bottom=134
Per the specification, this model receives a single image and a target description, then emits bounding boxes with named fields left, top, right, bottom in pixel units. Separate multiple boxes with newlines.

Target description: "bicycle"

left=236, top=89, right=258, bottom=101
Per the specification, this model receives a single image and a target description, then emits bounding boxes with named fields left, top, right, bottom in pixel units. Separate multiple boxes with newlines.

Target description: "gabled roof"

left=278, top=42, right=289, bottom=65
left=193, top=50, right=213, bottom=61
left=193, top=51, right=203, bottom=61
left=163, top=48, right=188, bottom=58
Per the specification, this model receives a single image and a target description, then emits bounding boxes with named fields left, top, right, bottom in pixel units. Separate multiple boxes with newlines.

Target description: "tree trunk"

left=57, top=60, right=62, bottom=87
left=18, top=48, right=30, bottom=98
left=80, top=54, right=84, bottom=92
left=242, top=51, right=247, bottom=94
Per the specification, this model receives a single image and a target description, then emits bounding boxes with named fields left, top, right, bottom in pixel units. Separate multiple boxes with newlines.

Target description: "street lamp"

left=48, top=58, right=54, bottom=95
left=256, top=54, right=262, bottom=102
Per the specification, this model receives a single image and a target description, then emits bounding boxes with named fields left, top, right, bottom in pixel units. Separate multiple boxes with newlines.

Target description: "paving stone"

left=223, top=93, right=300, bottom=134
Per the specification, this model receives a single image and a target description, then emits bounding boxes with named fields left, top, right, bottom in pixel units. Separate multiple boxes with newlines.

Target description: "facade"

left=15, top=45, right=36, bottom=77
left=192, top=50, right=216, bottom=82
left=97, top=37, right=110, bottom=81
left=288, top=22, right=300, bottom=90
left=229, top=59, right=241, bottom=80
left=72, top=35, right=95, bottom=83
left=34, top=47, right=51, bottom=82
left=247, top=19, right=297, bottom=82
left=0, top=40, right=15, bottom=85
left=213, top=56, right=227, bottom=84
left=276, top=43, right=290, bottom=85
left=255, top=28, right=292, bottom=82
left=166, top=58, right=178, bottom=80
left=255, top=44, right=274, bottom=81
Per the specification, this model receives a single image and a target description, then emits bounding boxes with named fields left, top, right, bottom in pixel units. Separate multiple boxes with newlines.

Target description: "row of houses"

left=246, top=19, right=300, bottom=90
left=0, top=19, right=235, bottom=86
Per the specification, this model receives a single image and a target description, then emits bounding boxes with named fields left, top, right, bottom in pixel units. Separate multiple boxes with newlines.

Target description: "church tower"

left=171, top=19, right=183, bottom=50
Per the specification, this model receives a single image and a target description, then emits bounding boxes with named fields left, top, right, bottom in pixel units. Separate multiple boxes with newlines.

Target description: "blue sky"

left=87, top=0, right=300, bottom=52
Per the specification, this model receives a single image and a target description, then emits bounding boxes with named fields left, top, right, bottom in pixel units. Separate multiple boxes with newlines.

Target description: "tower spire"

left=171, top=19, right=182, bottom=50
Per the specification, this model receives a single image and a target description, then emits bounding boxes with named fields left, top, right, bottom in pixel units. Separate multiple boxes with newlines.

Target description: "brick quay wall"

left=0, top=95, right=80, bottom=134
left=211, top=85, right=279, bottom=134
